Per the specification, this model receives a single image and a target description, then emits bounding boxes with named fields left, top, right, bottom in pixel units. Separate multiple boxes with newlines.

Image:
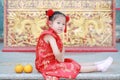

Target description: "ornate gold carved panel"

left=3, top=0, right=117, bottom=52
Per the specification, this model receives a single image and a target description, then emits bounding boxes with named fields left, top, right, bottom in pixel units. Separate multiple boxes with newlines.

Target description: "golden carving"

left=5, top=0, right=113, bottom=47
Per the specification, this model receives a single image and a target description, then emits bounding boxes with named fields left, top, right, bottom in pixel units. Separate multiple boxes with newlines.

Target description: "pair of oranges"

left=15, top=64, right=33, bottom=73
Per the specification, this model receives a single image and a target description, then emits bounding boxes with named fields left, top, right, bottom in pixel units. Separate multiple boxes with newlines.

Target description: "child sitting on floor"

left=35, top=9, right=113, bottom=80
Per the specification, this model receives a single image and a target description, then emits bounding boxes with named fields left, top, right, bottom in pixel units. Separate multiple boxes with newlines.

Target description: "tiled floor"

left=0, top=42, right=120, bottom=80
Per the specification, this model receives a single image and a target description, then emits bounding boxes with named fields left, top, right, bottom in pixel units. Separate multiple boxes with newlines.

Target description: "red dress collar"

left=48, top=27, right=57, bottom=34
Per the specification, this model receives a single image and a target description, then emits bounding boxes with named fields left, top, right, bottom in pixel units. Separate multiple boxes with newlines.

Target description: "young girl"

left=35, top=9, right=113, bottom=80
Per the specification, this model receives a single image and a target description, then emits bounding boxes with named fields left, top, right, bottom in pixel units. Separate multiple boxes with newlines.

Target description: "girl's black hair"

left=47, top=11, right=66, bottom=21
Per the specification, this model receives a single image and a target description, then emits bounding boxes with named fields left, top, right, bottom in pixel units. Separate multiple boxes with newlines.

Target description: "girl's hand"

left=55, top=53, right=64, bottom=62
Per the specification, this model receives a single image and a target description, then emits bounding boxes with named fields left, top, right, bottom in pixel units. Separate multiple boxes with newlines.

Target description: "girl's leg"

left=80, top=65, right=98, bottom=72
left=96, top=57, right=113, bottom=72
left=79, top=62, right=94, bottom=66
left=80, top=56, right=113, bottom=66
left=80, top=57, right=113, bottom=72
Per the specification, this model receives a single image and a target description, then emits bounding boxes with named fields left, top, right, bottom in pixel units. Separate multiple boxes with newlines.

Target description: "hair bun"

left=46, top=9, right=54, bottom=17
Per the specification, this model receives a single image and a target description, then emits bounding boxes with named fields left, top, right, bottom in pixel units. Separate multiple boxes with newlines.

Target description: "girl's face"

left=50, top=15, right=66, bottom=34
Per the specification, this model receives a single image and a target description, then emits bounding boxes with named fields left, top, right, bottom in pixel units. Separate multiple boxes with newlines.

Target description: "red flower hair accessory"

left=64, top=16, right=70, bottom=33
left=66, top=16, right=70, bottom=22
left=46, top=9, right=54, bottom=17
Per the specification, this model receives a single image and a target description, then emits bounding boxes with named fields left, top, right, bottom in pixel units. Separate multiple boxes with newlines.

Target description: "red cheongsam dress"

left=35, top=28, right=81, bottom=80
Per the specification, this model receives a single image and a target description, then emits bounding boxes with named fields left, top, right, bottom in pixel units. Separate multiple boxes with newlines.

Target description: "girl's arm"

left=44, top=35, right=64, bottom=62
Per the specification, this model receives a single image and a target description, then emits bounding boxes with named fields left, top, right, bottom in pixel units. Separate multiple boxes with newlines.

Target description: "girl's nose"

left=59, top=24, right=63, bottom=27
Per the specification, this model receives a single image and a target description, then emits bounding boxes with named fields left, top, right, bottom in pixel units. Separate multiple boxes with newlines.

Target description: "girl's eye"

left=62, top=24, right=65, bottom=25
left=57, top=22, right=60, bottom=24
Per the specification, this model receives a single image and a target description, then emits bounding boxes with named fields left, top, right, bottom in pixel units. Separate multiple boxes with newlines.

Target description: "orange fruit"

left=24, top=64, right=33, bottom=73
left=15, top=64, right=24, bottom=73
